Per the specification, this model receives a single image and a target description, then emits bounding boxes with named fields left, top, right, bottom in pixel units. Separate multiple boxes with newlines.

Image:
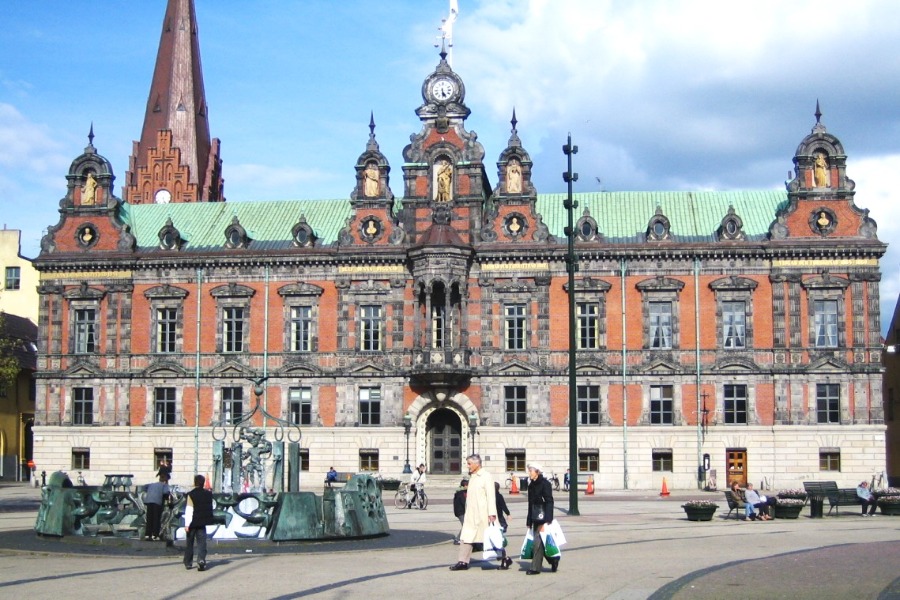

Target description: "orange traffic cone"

left=205, top=473, right=212, bottom=491
left=660, top=477, right=670, bottom=497
left=585, top=474, right=595, bottom=495
left=510, top=475, right=519, bottom=495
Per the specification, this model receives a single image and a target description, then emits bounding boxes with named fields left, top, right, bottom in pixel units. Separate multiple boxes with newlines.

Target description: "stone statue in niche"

left=814, top=152, right=829, bottom=187
left=435, top=159, right=453, bottom=202
left=506, top=159, right=522, bottom=193
left=363, top=163, right=379, bottom=197
left=816, top=211, right=831, bottom=231
left=82, top=173, right=98, bottom=205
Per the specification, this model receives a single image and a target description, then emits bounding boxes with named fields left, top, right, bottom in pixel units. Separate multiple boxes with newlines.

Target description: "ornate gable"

left=400, top=48, right=489, bottom=246
left=771, top=103, right=878, bottom=241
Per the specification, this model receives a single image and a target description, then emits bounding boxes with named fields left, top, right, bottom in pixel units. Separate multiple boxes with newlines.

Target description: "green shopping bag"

left=520, top=528, right=534, bottom=560
left=542, top=532, right=561, bottom=558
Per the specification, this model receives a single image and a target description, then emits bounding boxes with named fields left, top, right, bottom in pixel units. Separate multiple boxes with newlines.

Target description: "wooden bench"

left=723, top=490, right=744, bottom=519
left=324, top=471, right=354, bottom=487
left=803, top=481, right=861, bottom=516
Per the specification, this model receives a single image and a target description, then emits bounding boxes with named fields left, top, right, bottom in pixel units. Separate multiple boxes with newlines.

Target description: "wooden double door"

left=428, top=409, right=462, bottom=474
left=726, top=449, right=747, bottom=487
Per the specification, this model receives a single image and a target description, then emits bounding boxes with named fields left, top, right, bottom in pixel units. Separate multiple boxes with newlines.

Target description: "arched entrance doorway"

left=427, top=408, right=462, bottom=474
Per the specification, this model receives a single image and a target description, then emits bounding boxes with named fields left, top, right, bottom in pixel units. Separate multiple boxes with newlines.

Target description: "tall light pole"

left=468, top=412, right=479, bottom=455
left=563, top=134, right=580, bottom=516
left=403, top=414, right=412, bottom=474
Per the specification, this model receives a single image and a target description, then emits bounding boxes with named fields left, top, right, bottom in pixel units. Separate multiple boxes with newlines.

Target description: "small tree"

left=0, top=313, right=22, bottom=392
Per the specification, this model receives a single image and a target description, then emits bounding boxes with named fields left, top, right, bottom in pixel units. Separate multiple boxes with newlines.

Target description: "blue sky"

left=3, top=0, right=900, bottom=327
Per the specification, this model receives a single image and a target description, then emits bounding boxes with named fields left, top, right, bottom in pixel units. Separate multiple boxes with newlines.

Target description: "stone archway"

left=408, top=391, right=477, bottom=475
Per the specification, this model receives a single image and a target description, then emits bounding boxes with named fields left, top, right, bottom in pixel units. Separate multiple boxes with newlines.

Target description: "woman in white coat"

left=449, top=454, right=498, bottom=570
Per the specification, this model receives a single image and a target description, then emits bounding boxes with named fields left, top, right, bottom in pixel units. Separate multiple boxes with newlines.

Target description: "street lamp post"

left=403, top=414, right=413, bottom=474
left=468, top=412, right=478, bottom=455
left=563, top=134, right=580, bottom=516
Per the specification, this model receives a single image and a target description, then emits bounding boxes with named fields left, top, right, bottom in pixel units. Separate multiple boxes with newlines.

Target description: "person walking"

left=452, top=478, right=468, bottom=544
left=143, top=473, right=170, bottom=540
left=449, top=454, right=497, bottom=571
left=183, top=474, right=215, bottom=571
left=525, top=462, right=557, bottom=575
left=493, top=481, right=513, bottom=569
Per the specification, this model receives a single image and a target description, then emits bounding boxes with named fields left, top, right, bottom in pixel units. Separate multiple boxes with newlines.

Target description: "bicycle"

left=76, top=471, right=86, bottom=486
left=394, top=482, right=428, bottom=509
left=549, top=472, right=560, bottom=491
left=504, top=472, right=515, bottom=490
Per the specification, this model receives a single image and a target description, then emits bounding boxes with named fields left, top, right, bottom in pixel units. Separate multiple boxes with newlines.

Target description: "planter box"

left=878, top=502, right=900, bottom=516
left=773, top=504, right=804, bottom=519
left=682, top=506, right=717, bottom=521
left=379, top=480, right=402, bottom=491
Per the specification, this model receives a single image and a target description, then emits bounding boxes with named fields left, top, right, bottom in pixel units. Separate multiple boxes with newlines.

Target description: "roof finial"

left=435, top=0, right=458, bottom=67
left=811, top=99, right=827, bottom=134
left=815, top=99, right=822, bottom=124
left=88, top=122, right=95, bottom=146
left=366, top=111, right=380, bottom=152
left=511, top=108, right=518, bottom=133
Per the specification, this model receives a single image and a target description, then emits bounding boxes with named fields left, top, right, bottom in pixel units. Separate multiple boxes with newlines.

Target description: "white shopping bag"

left=482, top=523, right=505, bottom=560
left=547, top=519, right=567, bottom=547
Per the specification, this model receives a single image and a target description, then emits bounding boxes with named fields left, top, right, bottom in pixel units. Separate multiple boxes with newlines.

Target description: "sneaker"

left=185, top=564, right=193, bottom=570
left=197, top=562, right=206, bottom=572
left=449, top=562, right=469, bottom=571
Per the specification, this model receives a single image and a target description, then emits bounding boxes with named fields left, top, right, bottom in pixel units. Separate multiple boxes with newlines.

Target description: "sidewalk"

left=0, top=482, right=898, bottom=599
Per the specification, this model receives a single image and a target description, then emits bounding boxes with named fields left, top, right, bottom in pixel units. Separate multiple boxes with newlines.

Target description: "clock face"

left=431, top=78, right=455, bottom=102
left=155, top=189, right=171, bottom=204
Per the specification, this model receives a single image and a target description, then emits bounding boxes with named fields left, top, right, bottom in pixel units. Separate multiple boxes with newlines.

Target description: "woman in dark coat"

left=525, top=462, right=557, bottom=575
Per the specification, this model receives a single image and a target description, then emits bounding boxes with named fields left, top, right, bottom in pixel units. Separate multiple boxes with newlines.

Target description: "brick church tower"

left=123, top=0, right=223, bottom=204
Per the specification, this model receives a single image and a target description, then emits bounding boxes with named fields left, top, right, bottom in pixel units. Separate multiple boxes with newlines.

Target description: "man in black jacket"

left=525, top=462, right=557, bottom=575
left=452, top=478, right=468, bottom=544
left=183, top=474, right=215, bottom=571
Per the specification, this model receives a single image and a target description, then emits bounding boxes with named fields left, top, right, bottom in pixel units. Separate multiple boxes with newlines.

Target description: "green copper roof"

left=120, top=190, right=788, bottom=251
left=536, top=190, right=789, bottom=243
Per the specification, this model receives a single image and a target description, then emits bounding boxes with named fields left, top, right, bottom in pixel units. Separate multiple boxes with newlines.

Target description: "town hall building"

left=31, top=0, right=887, bottom=490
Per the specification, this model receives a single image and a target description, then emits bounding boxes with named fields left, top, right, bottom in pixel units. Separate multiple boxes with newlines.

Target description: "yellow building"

left=0, top=229, right=39, bottom=323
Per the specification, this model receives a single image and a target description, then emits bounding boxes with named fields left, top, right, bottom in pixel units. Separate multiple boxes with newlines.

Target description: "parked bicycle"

left=504, top=472, right=515, bottom=490
left=549, top=472, right=560, bottom=491
left=394, top=482, right=428, bottom=509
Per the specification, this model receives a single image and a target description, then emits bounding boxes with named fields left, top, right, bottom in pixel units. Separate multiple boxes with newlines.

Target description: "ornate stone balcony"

left=409, top=347, right=472, bottom=387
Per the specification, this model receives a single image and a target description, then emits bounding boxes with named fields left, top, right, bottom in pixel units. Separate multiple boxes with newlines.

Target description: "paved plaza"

left=0, top=481, right=898, bottom=599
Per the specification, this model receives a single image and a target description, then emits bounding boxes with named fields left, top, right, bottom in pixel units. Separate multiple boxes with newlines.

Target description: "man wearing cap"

left=449, top=454, right=497, bottom=570
left=526, top=462, right=557, bottom=574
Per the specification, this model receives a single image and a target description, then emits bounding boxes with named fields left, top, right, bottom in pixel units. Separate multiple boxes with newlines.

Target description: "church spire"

left=125, top=0, right=223, bottom=204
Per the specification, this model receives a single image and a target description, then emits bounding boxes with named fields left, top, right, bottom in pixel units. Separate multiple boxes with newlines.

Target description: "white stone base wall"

left=33, top=424, right=887, bottom=490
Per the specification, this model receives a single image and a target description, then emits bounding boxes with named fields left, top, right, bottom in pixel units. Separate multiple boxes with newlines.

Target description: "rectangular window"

left=289, top=386, right=313, bottom=425
left=505, top=449, right=526, bottom=472
left=156, top=308, right=178, bottom=353
left=649, top=302, right=672, bottom=349
left=577, top=385, right=601, bottom=425
left=819, top=450, right=841, bottom=471
left=579, top=450, right=599, bottom=472
left=650, top=385, right=673, bottom=425
left=504, top=385, right=527, bottom=425
left=290, top=306, right=313, bottom=352
left=504, top=303, right=527, bottom=350
left=359, top=449, right=379, bottom=471
left=723, top=384, right=748, bottom=424
left=221, top=387, right=243, bottom=425
left=652, top=449, right=673, bottom=472
left=73, top=308, right=97, bottom=354
left=73, top=387, right=93, bottom=425
left=153, top=448, right=173, bottom=470
left=576, top=302, right=599, bottom=350
left=4, top=266, right=21, bottom=290
left=72, top=448, right=91, bottom=470
left=814, top=300, right=838, bottom=348
left=299, top=448, right=310, bottom=472
left=360, top=305, right=383, bottom=351
left=223, top=307, right=245, bottom=352
left=154, top=387, right=176, bottom=425
left=816, top=383, right=840, bottom=424
left=359, top=386, right=381, bottom=426
left=723, top=301, right=746, bottom=349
